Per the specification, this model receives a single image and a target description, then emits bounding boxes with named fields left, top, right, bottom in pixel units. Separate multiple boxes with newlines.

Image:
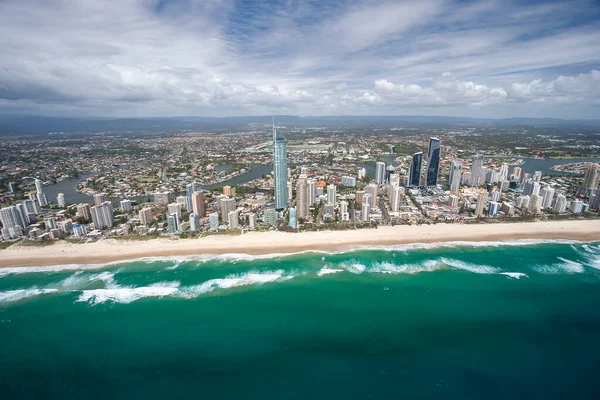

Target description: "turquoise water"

left=1, top=241, right=600, bottom=399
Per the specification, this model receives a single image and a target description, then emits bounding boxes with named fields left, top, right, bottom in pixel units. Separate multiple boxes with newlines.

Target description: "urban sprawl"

left=1, top=122, right=599, bottom=243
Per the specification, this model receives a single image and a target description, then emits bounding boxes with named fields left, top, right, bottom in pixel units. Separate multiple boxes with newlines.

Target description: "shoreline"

left=1, top=220, right=599, bottom=268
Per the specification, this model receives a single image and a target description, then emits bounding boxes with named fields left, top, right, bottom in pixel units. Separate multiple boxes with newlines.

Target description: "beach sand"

left=1, top=220, right=599, bottom=268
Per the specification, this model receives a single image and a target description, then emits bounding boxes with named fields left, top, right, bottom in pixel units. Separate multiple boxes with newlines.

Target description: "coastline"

left=1, top=220, right=599, bottom=268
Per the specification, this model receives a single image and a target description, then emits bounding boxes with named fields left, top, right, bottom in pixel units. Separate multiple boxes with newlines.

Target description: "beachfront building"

left=167, top=214, right=179, bottom=233
left=189, top=213, right=201, bottom=231
left=139, top=207, right=153, bottom=226
left=475, top=192, right=486, bottom=217
left=72, top=223, right=87, bottom=238
left=228, top=210, right=239, bottom=229
left=296, top=176, right=310, bottom=219
left=263, top=208, right=278, bottom=226
left=209, top=212, right=219, bottom=231
left=90, top=201, right=114, bottom=229
left=289, top=207, right=297, bottom=229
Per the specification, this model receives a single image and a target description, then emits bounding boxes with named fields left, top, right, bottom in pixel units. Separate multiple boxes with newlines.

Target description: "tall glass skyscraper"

left=408, top=152, right=423, bottom=187
left=185, top=182, right=196, bottom=212
left=273, top=118, right=288, bottom=210
left=426, top=137, right=441, bottom=187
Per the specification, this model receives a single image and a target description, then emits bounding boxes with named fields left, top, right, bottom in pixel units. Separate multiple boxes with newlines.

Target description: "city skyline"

left=0, top=0, right=599, bottom=119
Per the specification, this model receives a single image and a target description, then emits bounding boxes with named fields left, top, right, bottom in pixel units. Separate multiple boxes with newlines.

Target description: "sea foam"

left=0, top=288, right=59, bottom=303
left=500, top=272, right=528, bottom=279
left=77, top=281, right=180, bottom=305
left=178, top=269, right=292, bottom=298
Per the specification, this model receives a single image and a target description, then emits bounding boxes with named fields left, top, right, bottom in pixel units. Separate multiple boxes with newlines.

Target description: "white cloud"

left=0, top=0, right=598, bottom=118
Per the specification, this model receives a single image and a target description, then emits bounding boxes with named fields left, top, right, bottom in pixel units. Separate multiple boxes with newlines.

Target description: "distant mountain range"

left=0, top=115, right=599, bottom=135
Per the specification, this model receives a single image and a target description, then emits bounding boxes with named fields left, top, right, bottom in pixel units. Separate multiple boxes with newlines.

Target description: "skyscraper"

left=470, top=154, right=485, bottom=187
left=0, top=205, right=27, bottom=238
left=475, top=192, right=486, bottom=217
left=192, top=191, right=205, bottom=217
left=554, top=194, right=567, bottom=213
left=209, top=212, right=220, bottom=231
left=77, top=203, right=92, bottom=221
left=288, top=208, right=297, bottom=229
left=189, top=213, right=201, bottom=231
left=168, top=203, right=182, bottom=220
left=34, top=179, right=48, bottom=206
left=583, top=164, right=599, bottom=190
left=167, top=214, right=179, bottom=233
left=426, top=137, right=441, bottom=187
left=185, top=182, right=196, bottom=212
left=273, top=118, right=288, bottom=211
left=365, top=183, right=378, bottom=209
left=307, top=178, right=317, bottom=206
left=228, top=210, right=239, bottom=229
left=375, top=161, right=386, bottom=185
left=296, top=176, right=310, bottom=219
left=139, top=207, right=153, bottom=226
left=90, top=201, right=114, bottom=229
left=499, top=163, right=509, bottom=181
left=408, top=152, right=423, bottom=187
left=327, top=184, right=337, bottom=206
left=449, top=161, right=462, bottom=193
left=540, top=186, right=555, bottom=209
left=219, top=197, right=236, bottom=221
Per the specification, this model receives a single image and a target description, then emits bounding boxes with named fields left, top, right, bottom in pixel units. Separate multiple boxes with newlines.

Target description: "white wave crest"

left=500, top=272, right=528, bottom=279
left=533, top=256, right=586, bottom=274
left=439, top=258, right=498, bottom=274
left=340, top=260, right=367, bottom=274
left=77, top=281, right=180, bottom=305
left=0, top=288, right=58, bottom=303
left=369, top=260, right=439, bottom=274
left=179, top=270, right=291, bottom=298
left=317, top=266, right=344, bottom=276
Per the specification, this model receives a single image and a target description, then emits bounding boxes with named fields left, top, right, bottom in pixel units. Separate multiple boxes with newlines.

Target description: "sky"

left=0, top=0, right=599, bottom=119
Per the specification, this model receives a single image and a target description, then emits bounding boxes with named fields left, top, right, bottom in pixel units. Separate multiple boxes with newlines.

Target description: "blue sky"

left=0, top=0, right=599, bottom=118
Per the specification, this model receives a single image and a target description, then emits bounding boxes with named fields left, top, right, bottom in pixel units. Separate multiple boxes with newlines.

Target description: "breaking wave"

left=77, top=282, right=180, bottom=305
left=178, top=270, right=292, bottom=298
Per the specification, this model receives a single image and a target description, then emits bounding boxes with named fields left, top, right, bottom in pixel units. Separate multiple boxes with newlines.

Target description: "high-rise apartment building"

left=273, top=118, right=288, bottom=210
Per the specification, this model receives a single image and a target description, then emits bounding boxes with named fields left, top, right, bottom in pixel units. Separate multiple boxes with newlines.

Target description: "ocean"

left=1, top=240, right=600, bottom=399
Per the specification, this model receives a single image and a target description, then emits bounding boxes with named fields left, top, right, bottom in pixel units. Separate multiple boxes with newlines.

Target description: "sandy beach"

left=1, top=220, right=598, bottom=268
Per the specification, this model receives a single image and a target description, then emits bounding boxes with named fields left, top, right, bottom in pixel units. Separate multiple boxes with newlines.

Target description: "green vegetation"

left=0, top=242, right=14, bottom=250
